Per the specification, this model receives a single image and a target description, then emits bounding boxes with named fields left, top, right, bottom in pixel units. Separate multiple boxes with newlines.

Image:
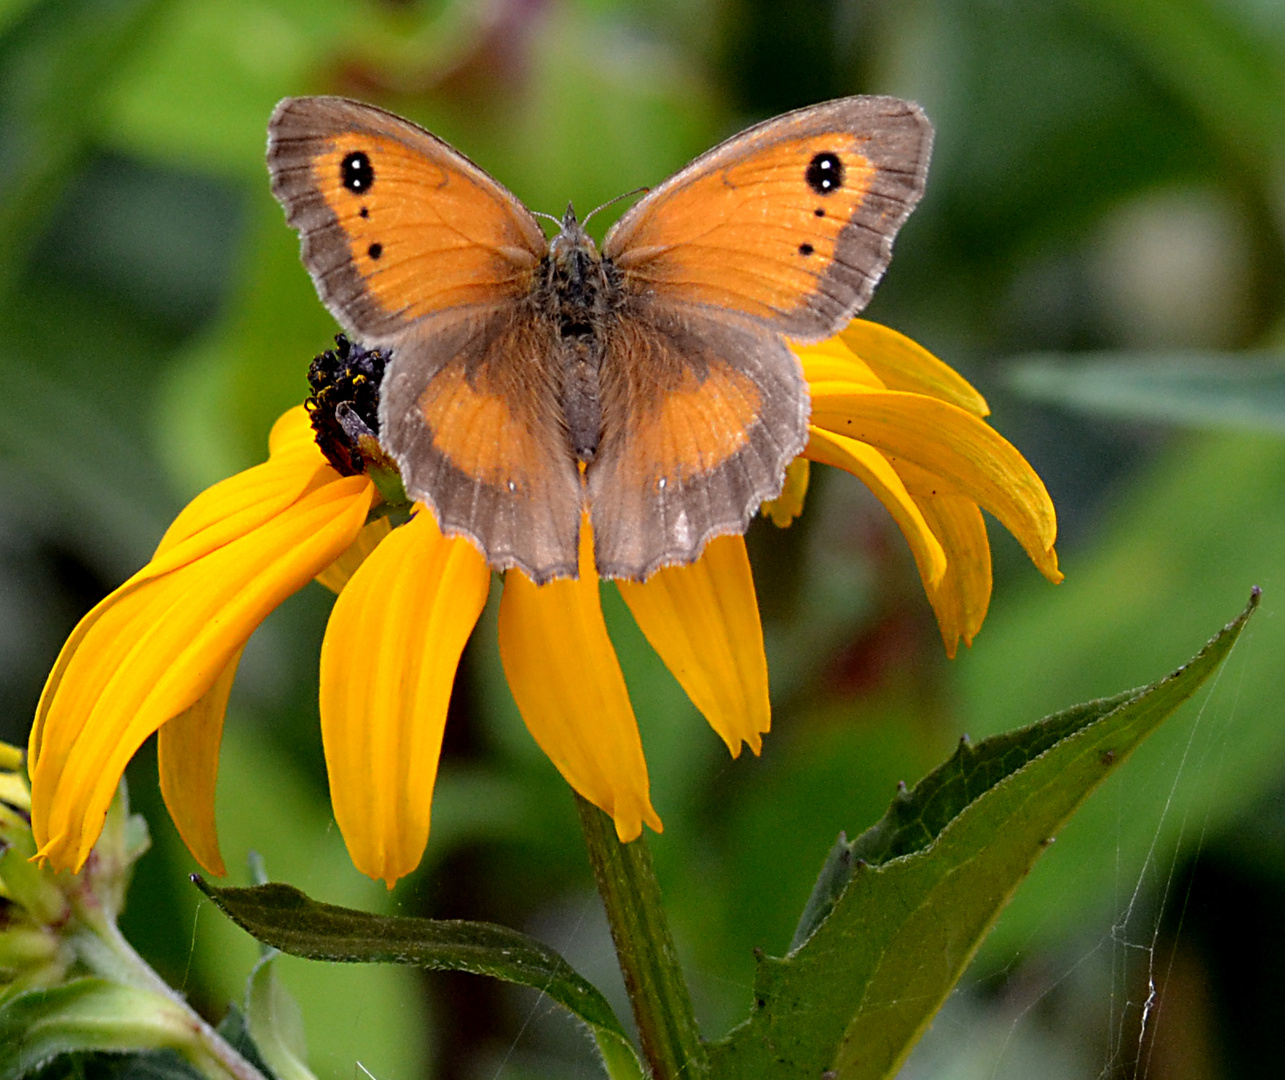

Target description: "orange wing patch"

left=417, top=363, right=551, bottom=493
left=310, top=133, right=543, bottom=321
left=643, top=363, right=761, bottom=485
left=609, top=132, right=876, bottom=321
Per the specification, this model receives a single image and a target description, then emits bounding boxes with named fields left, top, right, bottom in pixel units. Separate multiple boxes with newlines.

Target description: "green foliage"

left=0, top=979, right=208, bottom=1080
left=192, top=877, right=645, bottom=1080
left=189, top=598, right=1252, bottom=1080
left=704, top=593, right=1256, bottom=1079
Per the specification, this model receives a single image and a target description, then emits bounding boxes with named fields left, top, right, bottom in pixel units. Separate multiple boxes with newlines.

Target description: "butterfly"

left=268, top=96, right=932, bottom=583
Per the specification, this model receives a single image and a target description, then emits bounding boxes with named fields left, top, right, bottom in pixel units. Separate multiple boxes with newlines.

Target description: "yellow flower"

left=28, top=321, right=1058, bottom=888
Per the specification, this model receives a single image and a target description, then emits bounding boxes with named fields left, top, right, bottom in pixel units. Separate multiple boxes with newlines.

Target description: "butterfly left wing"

left=269, top=97, right=584, bottom=581
left=603, top=95, right=932, bottom=342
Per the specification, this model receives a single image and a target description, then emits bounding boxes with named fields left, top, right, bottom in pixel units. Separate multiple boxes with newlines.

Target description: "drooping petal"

left=498, top=523, right=661, bottom=842
left=809, top=389, right=1061, bottom=582
left=319, top=508, right=490, bottom=887
left=840, top=320, right=990, bottom=416
left=914, top=494, right=992, bottom=657
left=156, top=647, right=244, bottom=876
left=617, top=534, right=769, bottom=756
left=30, top=473, right=374, bottom=872
left=315, top=515, right=393, bottom=593
left=806, top=427, right=947, bottom=589
left=154, top=406, right=333, bottom=562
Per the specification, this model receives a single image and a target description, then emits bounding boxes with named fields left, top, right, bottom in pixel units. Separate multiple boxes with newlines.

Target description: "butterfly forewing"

left=604, top=96, right=932, bottom=343
left=268, top=97, right=548, bottom=337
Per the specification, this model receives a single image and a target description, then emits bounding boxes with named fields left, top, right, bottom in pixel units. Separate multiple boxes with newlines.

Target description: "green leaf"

left=192, top=877, right=645, bottom=1080
left=1008, top=352, right=1285, bottom=432
left=708, top=591, right=1258, bottom=1080
left=0, top=0, right=170, bottom=293
left=0, top=978, right=202, bottom=1080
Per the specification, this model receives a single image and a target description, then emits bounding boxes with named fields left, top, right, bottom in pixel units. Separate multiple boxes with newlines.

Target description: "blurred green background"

left=3, top=0, right=1284, bottom=1077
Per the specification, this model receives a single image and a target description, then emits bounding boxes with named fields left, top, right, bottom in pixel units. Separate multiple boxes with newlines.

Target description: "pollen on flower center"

left=305, top=334, right=391, bottom=477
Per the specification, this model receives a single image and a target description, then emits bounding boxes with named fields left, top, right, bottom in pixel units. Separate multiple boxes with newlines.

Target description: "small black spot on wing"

left=805, top=152, right=844, bottom=196
left=342, top=151, right=374, bottom=193
left=359, top=206, right=369, bottom=219
left=814, top=207, right=826, bottom=217
left=368, top=242, right=383, bottom=260
left=798, top=243, right=814, bottom=256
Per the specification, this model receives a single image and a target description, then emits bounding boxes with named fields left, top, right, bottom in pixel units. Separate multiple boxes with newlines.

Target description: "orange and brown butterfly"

left=267, top=95, right=932, bottom=583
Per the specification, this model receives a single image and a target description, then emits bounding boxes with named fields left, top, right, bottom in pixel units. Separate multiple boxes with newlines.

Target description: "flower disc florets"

left=305, top=334, right=390, bottom=477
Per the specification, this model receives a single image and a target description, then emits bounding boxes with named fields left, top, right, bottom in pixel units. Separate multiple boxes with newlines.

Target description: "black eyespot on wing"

left=798, top=243, right=814, bottom=256
left=342, top=151, right=374, bottom=193
left=368, top=242, right=383, bottom=260
left=805, top=152, right=844, bottom=196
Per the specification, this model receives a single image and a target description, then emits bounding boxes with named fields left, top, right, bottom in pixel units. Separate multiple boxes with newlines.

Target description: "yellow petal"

left=840, top=320, right=990, bottom=416
left=315, top=516, right=393, bottom=593
left=156, top=647, right=244, bottom=877
left=269, top=405, right=318, bottom=454
left=319, top=508, right=490, bottom=888
left=498, top=522, right=661, bottom=842
left=806, top=427, right=947, bottom=589
left=809, top=389, right=1061, bottom=582
left=761, top=457, right=810, bottom=527
left=617, top=534, right=769, bottom=756
left=0, top=743, right=22, bottom=772
left=914, top=495, right=992, bottom=658
left=795, top=336, right=885, bottom=388
left=30, top=474, right=374, bottom=872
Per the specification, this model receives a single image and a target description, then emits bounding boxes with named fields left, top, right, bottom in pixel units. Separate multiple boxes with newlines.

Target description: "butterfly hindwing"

left=604, top=96, right=931, bottom=343
left=379, top=306, right=584, bottom=583
left=588, top=307, right=809, bottom=580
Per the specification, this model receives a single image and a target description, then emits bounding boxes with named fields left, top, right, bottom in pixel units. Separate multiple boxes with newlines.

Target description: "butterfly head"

left=549, top=202, right=595, bottom=258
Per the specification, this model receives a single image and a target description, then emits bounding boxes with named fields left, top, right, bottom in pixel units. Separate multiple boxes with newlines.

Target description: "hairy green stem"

left=73, top=906, right=268, bottom=1080
left=575, top=794, right=708, bottom=1080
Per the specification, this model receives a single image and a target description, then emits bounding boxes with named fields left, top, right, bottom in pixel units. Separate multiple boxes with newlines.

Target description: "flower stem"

left=72, top=908, right=268, bottom=1080
left=575, top=793, right=708, bottom=1080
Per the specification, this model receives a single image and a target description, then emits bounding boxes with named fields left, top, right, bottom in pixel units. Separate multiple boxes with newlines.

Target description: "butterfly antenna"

left=531, top=209, right=563, bottom=228
left=582, top=187, right=650, bottom=227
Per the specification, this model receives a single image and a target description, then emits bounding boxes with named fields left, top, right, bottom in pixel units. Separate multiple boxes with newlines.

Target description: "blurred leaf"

left=0, top=0, right=170, bottom=293
left=1009, top=352, right=1285, bottom=432
left=0, top=356, right=176, bottom=576
left=0, top=979, right=206, bottom=1080
left=706, top=592, right=1255, bottom=1080
left=1077, top=0, right=1285, bottom=161
left=193, top=877, right=646, bottom=1080
left=99, top=0, right=360, bottom=175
